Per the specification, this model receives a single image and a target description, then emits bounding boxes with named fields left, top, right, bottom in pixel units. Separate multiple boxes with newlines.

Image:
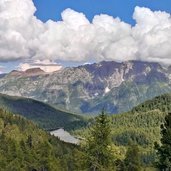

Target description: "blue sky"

left=33, top=0, right=171, bottom=25
left=1, top=0, right=171, bottom=73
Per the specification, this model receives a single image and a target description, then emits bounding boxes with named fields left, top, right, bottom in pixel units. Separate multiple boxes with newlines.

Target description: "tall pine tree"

left=155, top=112, right=171, bottom=171
left=84, top=110, right=114, bottom=171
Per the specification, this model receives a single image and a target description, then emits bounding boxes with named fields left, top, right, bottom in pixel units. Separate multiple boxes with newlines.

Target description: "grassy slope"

left=0, top=93, right=87, bottom=131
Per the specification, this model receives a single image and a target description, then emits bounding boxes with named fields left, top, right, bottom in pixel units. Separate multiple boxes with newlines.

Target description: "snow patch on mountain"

left=105, top=87, right=110, bottom=94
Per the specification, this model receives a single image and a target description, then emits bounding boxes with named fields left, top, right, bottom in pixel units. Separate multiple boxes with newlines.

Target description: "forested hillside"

left=110, top=93, right=171, bottom=147
left=74, top=93, right=171, bottom=167
left=0, top=108, right=78, bottom=171
left=0, top=93, right=87, bottom=131
left=1, top=93, right=170, bottom=170
left=111, top=93, right=171, bottom=148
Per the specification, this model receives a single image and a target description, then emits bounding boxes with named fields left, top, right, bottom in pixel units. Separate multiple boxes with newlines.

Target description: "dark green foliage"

left=109, top=94, right=171, bottom=166
left=132, top=93, right=171, bottom=113
left=115, top=159, right=125, bottom=171
left=81, top=111, right=115, bottom=171
left=115, top=145, right=142, bottom=171
left=0, top=93, right=88, bottom=131
left=113, top=130, right=150, bottom=147
left=0, top=108, right=79, bottom=171
left=124, top=145, right=141, bottom=171
left=108, top=93, right=171, bottom=148
left=26, top=135, right=33, bottom=148
left=155, top=113, right=171, bottom=170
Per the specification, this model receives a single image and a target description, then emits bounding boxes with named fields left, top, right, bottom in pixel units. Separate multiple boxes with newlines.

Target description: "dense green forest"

left=155, top=113, right=171, bottom=170
left=0, top=93, right=88, bottom=131
left=1, top=93, right=171, bottom=170
left=0, top=108, right=79, bottom=171
left=74, top=93, right=171, bottom=169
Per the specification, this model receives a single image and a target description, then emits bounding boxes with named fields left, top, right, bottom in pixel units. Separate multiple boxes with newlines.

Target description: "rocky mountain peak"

left=8, top=70, right=23, bottom=77
left=25, top=68, right=45, bottom=75
left=7, top=68, right=46, bottom=78
left=0, top=60, right=171, bottom=114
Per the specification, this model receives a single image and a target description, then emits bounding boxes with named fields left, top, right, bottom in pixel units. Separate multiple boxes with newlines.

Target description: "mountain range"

left=1, top=60, right=171, bottom=114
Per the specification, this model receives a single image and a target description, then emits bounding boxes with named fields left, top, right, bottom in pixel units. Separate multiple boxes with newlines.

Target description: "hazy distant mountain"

left=0, top=60, right=171, bottom=114
left=0, top=73, right=6, bottom=78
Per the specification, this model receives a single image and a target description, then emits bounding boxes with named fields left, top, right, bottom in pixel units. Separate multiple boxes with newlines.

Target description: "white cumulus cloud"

left=132, top=6, right=171, bottom=63
left=0, top=0, right=171, bottom=65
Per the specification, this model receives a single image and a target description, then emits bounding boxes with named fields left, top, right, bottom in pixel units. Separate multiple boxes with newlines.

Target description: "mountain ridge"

left=7, top=67, right=47, bottom=78
left=0, top=93, right=87, bottom=131
left=1, top=60, right=171, bottom=114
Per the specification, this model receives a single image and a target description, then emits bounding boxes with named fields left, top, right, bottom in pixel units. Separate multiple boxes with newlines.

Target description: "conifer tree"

left=155, top=112, right=171, bottom=171
left=84, top=110, right=114, bottom=171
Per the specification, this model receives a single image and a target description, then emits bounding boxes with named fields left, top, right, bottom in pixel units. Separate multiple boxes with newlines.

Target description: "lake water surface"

left=50, top=128, right=80, bottom=144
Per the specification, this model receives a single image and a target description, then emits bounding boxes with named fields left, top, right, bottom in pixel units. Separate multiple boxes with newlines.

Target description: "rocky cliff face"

left=0, top=60, right=171, bottom=115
